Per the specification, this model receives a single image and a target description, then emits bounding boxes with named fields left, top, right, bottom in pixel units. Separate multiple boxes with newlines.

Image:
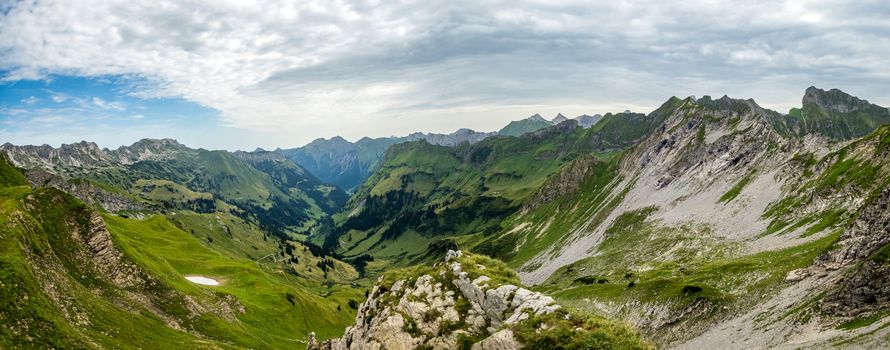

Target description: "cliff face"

left=311, top=250, right=651, bottom=350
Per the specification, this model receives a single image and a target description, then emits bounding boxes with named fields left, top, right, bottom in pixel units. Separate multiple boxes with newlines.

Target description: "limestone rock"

left=317, top=250, right=563, bottom=350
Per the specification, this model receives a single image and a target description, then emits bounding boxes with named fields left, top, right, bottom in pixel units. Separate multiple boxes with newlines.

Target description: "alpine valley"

left=4, top=86, right=890, bottom=350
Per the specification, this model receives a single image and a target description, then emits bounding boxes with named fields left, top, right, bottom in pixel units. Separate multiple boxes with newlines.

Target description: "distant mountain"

left=276, top=129, right=497, bottom=192
left=1, top=139, right=347, bottom=238
left=317, top=105, right=673, bottom=263
left=279, top=113, right=611, bottom=192
left=311, top=87, right=890, bottom=348
left=574, top=114, right=603, bottom=128
left=498, top=113, right=554, bottom=136
left=769, top=86, right=890, bottom=140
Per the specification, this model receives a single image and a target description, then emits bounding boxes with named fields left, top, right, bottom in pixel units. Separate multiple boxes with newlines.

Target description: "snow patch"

left=185, top=276, right=220, bottom=286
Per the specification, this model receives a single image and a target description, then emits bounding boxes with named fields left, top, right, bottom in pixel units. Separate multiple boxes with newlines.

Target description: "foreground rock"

left=311, top=250, right=651, bottom=350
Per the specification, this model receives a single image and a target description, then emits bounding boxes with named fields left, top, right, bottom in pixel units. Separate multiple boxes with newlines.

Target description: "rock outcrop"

left=312, top=250, right=648, bottom=350
left=24, top=168, right=146, bottom=212
left=520, top=154, right=603, bottom=213
left=817, top=188, right=890, bottom=319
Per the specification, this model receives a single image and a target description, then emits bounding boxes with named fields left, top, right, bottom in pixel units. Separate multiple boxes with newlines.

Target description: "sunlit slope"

left=0, top=156, right=359, bottom=348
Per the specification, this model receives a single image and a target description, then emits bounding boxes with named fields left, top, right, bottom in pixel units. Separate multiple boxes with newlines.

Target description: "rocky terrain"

left=310, top=86, right=890, bottom=348
left=3, top=86, right=890, bottom=349
left=310, top=250, right=651, bottom=350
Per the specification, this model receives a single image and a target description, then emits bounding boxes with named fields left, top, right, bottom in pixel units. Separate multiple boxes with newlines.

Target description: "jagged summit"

left=552, top=113, right=568, bottom=124
left=803, top=86, right=882, bottom=113
left=694, top=94, right=764, bottom=113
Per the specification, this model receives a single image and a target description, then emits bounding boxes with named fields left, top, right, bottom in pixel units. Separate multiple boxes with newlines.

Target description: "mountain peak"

left=552, top=113, right=568, bottom=124
left=802, top=86, right=875, bottom=113
left=528, top=113, right=546, bottom=122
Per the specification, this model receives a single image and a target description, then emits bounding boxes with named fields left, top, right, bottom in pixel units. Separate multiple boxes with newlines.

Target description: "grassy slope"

left=763, top=125, right=890, bottom=236
left=537, top=206, right=840, bottom=342
left=0, top=156, right=360, bottom=348
left=498, top=117, right=553, bottom=137
left=65, top=147, right=343, bottom=236
left=322, top=100, right=680, bottom=270
left=105, top=214, right=360, bottom=343
left=780, top=102, right=890, bottom=141
left=325, top=126, right=592, bottom=265
left=0, top=186, right=216, bottom=349
left=472, top=152, right=625, bottom=268
left=0, top=154, right=29, bottom=187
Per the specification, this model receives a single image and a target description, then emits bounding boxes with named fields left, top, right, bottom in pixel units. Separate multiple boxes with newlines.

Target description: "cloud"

left=91, top=97, right=126, bottom=111
left=21, top=96, right=39, bottom=105
left=51, top=94, right=69, bottom=103
left=1, top=0, right=889, bottom=148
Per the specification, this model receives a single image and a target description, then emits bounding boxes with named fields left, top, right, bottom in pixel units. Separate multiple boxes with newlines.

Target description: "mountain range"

left=3, top=86, right=890, bottom=349
left=275, top=113, right=601, bottom=192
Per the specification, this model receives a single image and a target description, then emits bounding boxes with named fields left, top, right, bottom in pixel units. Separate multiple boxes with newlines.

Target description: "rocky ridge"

left=312, top=250, right=651, bottom=350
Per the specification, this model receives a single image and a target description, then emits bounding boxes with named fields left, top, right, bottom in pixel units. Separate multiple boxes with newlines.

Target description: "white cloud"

left=21, top=96, right=39, bottom=105
left=1, top=0, right=889, bottom=149
left=91, top=97, right=126, bottom=111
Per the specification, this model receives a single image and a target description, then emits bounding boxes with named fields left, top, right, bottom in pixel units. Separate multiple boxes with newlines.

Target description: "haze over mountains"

left=4, top=87, right=890, bottom=349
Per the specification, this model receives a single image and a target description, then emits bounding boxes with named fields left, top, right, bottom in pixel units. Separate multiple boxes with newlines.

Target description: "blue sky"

left=1, top=0, right=889, bottom=150
left=0, top=74, right=240, bottom=148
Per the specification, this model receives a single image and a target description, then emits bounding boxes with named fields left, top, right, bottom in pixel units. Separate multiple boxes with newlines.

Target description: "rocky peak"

left=110, top=138, right=188, bottom=164
left=552, top=113, right=568, bottom=124
left=1, top=141, right=115, bottom=170
left=573, top=114, right=603, bottom=128
left=311, top=251, right=644, bottom=350
left=405, top=129, right=497, bottom=147
left=802, top=86, right=881, bottom=114
left=694, top=94, right=762, bottom=113
left=527, top=113, right=546, bottom=122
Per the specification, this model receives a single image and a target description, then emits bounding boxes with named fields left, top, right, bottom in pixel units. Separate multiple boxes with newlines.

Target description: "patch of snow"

left=185, top=276, right=220, bottom=286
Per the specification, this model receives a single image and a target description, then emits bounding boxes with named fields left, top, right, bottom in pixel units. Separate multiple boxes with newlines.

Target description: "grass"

left=472, top=154, right=624, bottom=268
left=0, top=187, right=225, bottom=349
left=538, top=214, right=841, bottom=341
left=0, top=155, right=29, bottom=187
left=0, top=173, right=362, bottom=348
left=511, top=309, right=653, bottom=350
left=719, top=170, right=756, bottom=203
left=104, top=213, right=360, bottom=343
left=837, top=312, right=886, bottom=331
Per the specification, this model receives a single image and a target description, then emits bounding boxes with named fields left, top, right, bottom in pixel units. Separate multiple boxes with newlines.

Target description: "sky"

left=1, top=0, right=889, bottom=150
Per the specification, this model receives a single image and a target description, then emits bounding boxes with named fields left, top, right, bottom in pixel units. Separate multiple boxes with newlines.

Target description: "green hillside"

left=498, top=114, right=554, bottom=136
left=769, top=86, right=890, bottom=140
left=0, top=171, right=360, bottom=348
left=318, top=102, right=678, bottom=269
left=0, top=154, right=28, bottom=187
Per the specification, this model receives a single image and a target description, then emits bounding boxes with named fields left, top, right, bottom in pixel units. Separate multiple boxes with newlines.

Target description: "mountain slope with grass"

left=313, top=87, right=890, bottom=348
left=316, top=103, right=678, bottom=272
left=4, top=87, right=890, bottom=349
left=276, top=129, right=497, bottom=192
left=0, top=156, right=362, bottom=349
left=501, top=89, right=890, bottom=348
left=1, top=139, right=347, bottom=239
